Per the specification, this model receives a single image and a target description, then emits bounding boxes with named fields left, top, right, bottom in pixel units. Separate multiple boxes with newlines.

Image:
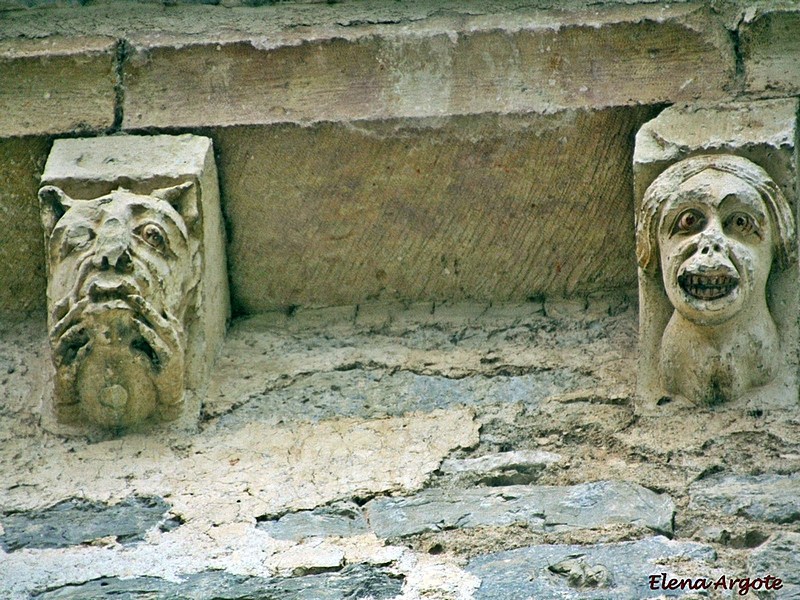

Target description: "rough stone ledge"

left=364, top=481, right=675, bottom=540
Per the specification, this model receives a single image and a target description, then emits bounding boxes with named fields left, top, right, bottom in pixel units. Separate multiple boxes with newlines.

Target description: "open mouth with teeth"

left=678, top=272, right=739, bottom=301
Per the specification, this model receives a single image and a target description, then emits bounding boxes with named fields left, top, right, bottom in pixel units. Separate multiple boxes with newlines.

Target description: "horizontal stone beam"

left=0, top=37, right=117, bottom=137
left=122, top=3, right=734, bottom=129
left=740, top=6, right=800, bottom=97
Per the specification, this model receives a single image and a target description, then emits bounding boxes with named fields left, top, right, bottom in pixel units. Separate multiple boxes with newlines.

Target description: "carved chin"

left=678, top=272, right=739, bottom=301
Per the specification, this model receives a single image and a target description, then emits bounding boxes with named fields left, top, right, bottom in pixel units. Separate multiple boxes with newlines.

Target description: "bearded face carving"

left=637, top=155, right=796, bottom=405
left=40, top=183, right=200, bottom=430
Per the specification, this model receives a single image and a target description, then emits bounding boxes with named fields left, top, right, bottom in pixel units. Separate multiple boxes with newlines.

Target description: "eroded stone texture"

left=121, top=3, right=733, bottom=129
left=689, top=473, right=800, bottom=524
left=39, top=135, right=229, bottom=430
left=633, top=100, right=799, bottom=411
left=257, top=501, right=370, bottom=541
left=216, top=107, right=655, bottom=311
left=364, top=481, right=675, bottom=539
left=0, top=37, right=117, bottom=137
left=0, top=496, right=176, bottom=552
left=748, top=532, right=800, bottom=598
left=467, top=536, right=716, bottom=600
left=740, top=7, right=800, bottom=97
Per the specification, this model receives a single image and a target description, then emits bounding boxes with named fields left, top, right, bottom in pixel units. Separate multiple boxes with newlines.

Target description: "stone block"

left=364, top=480, right=675, bottom=539
left=0, top=37, right=117, bottom=137
left=122, top=3, right=733, bottom=129
left=32, top=565, right=404, bottom=600
left=39, top=134, right=229, bottom=431
left=740, top=7, right=800, bottom=97
left=0, top=496, right=175, bottom=552
left=0, top=135, right=50, bottom=313
left=633, top=99, right=799, bottom=411
left=215, top=106, right=655, bottom=312
left=689, top=472, right=800, bottom=523
left=748, top=532, right=800, bottom=598
left=467, top=536, right=715, bottom=600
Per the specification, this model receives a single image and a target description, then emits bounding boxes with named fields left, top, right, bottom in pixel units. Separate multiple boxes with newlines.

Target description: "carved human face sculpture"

left=637, top=154, right=796, bottom=405
left=657, top=169, right=773, bottom=327
left=40, top=183, right=199, bottom=430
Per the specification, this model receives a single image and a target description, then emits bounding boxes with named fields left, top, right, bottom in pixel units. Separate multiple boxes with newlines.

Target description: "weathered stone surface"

left=440, top=450, right=561, bottom=474
left=634, top=99, right=799, bottom=203
left=740, top=7, right=800, bottom=97
left=216, top=107, right=654, bottom=311
left=121, top=3, right=732, bottom=129
left=689, top=473, right=800, bottom=523
left=40, top=135, right=229, bottom=430
left=32, top=564, right=404, bottom=600
left=0, top=135, right=50, bottom=312
left=0, top=37, right=117, bottom=137
left=440, top=450, right=562, bottom=486
left=257, top=501, right=370, bottom=541
left=221, top=368, right=596, bottom=425
left=633, top=99, right=800, bottom=412
left=467, top=536, right=715, bottom=600
left=748, top=532, right=800, bottom=599
left=365, top=481, right=674, bottom=539
left=0, top=496, right=174, bottom=552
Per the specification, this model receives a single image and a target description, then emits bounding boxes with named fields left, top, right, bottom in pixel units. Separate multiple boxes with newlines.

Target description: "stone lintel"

left=740, top=7, right=800, bottom=97
left=122, top=3, right=734, bottom=129
left=0, top=37, right=117, bottom=137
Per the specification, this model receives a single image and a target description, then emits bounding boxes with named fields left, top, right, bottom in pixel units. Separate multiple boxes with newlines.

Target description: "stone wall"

left=2, top=1, right=800, bottom=599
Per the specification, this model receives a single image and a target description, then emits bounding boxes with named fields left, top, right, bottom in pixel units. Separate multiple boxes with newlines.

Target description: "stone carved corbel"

left=633, top=100, right=800, bottom=412
left=636, top=154, right=796, bottom=406
left=39, top=135, right=228, bottom=431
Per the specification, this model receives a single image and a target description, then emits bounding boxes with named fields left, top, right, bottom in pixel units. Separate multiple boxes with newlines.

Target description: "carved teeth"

left=678, top=272, right=738, bottom=301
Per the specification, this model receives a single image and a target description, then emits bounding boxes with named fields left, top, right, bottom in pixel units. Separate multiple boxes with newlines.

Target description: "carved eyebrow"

left=129, top=201, right=189, bottom=242
left=719, top=193, right=767, bottom=222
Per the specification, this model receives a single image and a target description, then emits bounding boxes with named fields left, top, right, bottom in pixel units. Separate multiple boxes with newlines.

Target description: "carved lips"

left=678, top=271, right=739, bottom=301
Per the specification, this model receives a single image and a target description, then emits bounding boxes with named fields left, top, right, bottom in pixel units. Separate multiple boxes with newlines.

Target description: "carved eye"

left=726, top=212, right=757, bottom=237
left=138, top=223, right=167, bottom=251
left=673, top=209, right=706, bottom=235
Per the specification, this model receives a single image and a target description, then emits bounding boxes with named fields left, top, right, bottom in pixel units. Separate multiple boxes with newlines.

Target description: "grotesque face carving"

left=637, top=154, right=796, bottom=405
left=657, top=169, right=774, bottom=326
left=40, top=183, right=200, bottom=430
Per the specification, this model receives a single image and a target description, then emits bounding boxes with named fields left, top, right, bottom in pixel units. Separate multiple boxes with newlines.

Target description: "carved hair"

left=637, top=154, right=796, bottom=274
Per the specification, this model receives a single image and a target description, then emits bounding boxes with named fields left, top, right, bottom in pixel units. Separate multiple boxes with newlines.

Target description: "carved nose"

left=93, top=219, right=132, bottom=272
left=700, top=242, right=722, bottom=255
